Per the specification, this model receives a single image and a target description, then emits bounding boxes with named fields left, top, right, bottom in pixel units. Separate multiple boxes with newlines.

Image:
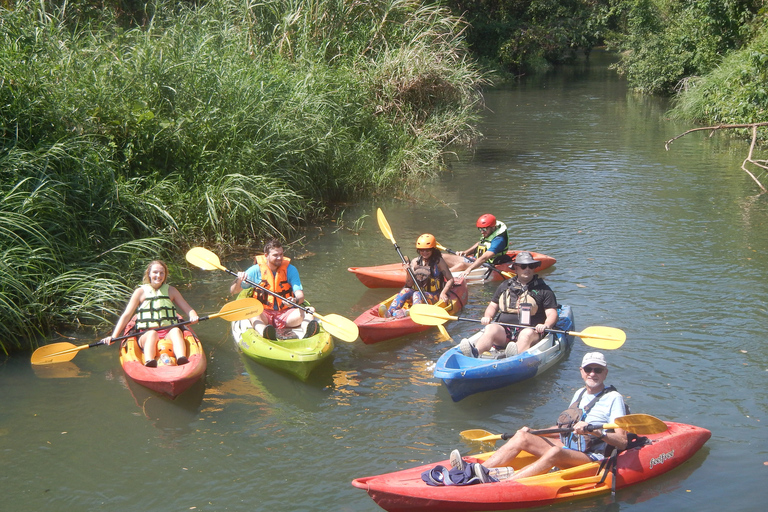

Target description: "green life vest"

left=135, top=283, right=178, bottom=329
left=476, top=221, right=509, bottom=264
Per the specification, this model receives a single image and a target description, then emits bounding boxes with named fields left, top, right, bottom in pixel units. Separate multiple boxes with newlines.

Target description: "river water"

left=2, top=51, right=767, bottom=512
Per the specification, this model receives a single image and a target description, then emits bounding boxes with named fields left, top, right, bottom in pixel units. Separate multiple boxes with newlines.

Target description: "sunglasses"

left=582, top=366, right=604, bottom=374
left=514, top=263, right=537, bottom=269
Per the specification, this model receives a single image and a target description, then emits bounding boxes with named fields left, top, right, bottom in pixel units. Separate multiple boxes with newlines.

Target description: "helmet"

left=416, top=234, right=437, bottom=249
left=476, top=214, right=497, bottom=228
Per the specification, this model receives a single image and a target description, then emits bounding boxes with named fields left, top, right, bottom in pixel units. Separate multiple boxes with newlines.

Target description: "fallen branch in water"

left=665, top=122, right=768, bottom=193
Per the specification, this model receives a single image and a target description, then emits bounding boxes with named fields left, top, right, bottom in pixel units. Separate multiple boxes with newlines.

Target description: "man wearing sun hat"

left=459, top=251, right=558, bottom=358
left=450, top=352, right=628, bottom=481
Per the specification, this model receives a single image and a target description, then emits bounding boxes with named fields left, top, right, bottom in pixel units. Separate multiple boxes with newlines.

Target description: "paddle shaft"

left=449, top=315, right=571, bottom=337
left=377, top=209, right=427, bottom=302
left=436, top=243, right=511, bottom=279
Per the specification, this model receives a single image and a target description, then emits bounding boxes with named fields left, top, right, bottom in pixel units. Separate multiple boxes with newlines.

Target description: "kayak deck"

left=348, top=251, right=556, bottom=288
left=352, top=422, right=711, bottom=511
left=434, top=304, right=574, bottom=401
left=232, top=318, right=334, bottom=380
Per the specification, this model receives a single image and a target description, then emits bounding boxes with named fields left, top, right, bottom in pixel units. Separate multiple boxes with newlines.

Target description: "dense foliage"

left=0, top=0, right=484, bottom=351
left=442, top=0, right=621, bottom=74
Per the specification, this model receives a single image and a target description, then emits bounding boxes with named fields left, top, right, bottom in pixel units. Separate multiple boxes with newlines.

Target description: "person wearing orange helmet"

left=442, top=214, right=511, bottom=279
left=381, top=234, right=455, bottom=318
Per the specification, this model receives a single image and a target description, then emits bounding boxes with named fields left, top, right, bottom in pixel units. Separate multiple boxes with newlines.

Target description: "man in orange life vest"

left=230, top=239, right=317, bottom=340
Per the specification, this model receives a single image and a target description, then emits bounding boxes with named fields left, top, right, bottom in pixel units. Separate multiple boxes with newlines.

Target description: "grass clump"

left=0, top=0, right=484, bottom=351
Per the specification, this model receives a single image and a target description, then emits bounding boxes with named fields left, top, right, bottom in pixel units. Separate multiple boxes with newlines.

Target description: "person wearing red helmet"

left=381, top=234, right=455, bottom=318
left=442, top=214, right=511, bottom=279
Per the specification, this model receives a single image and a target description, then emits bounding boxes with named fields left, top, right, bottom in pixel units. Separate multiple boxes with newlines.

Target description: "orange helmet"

left=416, top=234, right=437, bottom=249
left=477, top=214, right=496, bottom=228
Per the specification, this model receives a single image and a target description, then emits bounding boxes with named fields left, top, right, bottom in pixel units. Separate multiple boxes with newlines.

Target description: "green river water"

left=2, top=51, right=767, bottom=511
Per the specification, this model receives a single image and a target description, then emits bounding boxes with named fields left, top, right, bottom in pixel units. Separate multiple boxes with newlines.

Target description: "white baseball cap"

left=581, top=352, right=607, bottom=368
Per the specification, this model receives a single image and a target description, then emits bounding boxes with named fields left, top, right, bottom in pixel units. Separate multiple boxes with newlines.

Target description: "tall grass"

left=0, top=0, right=484, bottom=352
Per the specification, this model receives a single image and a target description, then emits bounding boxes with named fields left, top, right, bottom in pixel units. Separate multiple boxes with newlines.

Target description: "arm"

left=535, top=307, right=559, bottom=334
left=104, top=288, right=145, bottom=343
left=481, top=301, right=499, bottom=325
left=437, top=259, right=454, bottom=302
left=457, top=242, right=479, bottom=258
left=169, top=286, right=199, bottom=323
left=462, top=249, right=496, bottom=274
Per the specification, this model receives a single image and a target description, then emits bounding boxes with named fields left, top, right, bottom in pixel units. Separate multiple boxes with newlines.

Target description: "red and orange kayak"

left=348, top=251, right=555, bottom=288
left=355, top=280, right=469, bottom=344
left=352, top=422, right=710, bottom=511
left=119, top=318, right=207, bottom=399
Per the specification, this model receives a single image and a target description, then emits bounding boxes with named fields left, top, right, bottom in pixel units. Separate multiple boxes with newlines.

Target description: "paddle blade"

left=185, top=247, right=224, bottom=271
left=573, top=326, right=626, bottom=349
left=460, top=429, right=501, bottom=442
left=612, top=414, right=668, bottom=435
left=213, top=298, right=264, bottom=321
left=376, top=208, right=395, bottom=242
left=315, top=313, right=359, bottom=342
left=31, top=342, right=88, bottom=365
left=437, top=324, right=452, bottom=341
left=409, top=304, right=453, bottom=326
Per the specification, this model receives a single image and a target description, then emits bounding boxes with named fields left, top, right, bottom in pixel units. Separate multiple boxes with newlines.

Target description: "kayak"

left=231, top=318, right=333, bottom=380
left=352, top=421, right=711, bottom=511
left=119, top=318, right=207, bottom=399
left=354, top=279, right=469, bottom=344
left=348, top=251, right=556, bottom=288
left=433, top=305, right=574, bottom=401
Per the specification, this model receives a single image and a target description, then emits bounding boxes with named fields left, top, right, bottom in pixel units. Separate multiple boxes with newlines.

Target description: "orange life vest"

left=254, top=254, right=295, bottom=311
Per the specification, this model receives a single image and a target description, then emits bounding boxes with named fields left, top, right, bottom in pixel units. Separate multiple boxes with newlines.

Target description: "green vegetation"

left=0, top=0, right=484, bottom=352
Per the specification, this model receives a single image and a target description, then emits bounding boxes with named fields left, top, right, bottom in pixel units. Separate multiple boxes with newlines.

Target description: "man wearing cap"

left=450, top=352, right=628, bottom=480
left=459, top=251, right=558, bottom=358
left=442, top=214, right=511, bottom=279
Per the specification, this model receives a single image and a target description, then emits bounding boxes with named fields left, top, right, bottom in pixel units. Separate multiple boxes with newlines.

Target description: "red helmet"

left=416, top=234, right=437, bottom=249
left=476, top=214, right=496, bottom=228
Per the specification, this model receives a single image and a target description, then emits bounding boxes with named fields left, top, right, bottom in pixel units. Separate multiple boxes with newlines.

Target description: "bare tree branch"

left=665, top=122, right=768, bottom=193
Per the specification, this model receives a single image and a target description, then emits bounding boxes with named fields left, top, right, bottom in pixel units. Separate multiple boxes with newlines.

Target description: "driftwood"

left=665, top=122, right=768, bottom=193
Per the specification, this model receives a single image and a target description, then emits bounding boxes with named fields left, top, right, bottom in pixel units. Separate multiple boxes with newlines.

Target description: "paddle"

left=409, top=303, right=626, bottom=350
left=460, top=414, right=668, bottom=443
left=376, top=208, right=450, bottom=341
left=185, top=247, right=359, bottom=342
left=31, top=298, right=265, bottom=365
left=435, top=243, right=514, bottom=279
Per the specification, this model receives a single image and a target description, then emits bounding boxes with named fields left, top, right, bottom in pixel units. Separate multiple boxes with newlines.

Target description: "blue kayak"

left=433, top=305, right=575, bottom=401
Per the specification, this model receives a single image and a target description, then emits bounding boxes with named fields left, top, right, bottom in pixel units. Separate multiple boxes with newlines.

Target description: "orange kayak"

left=119, top=319, right=207, bottom=399
left=348, top=251, right=556, bottom=288
left=352, top=422, right=710, bottom=511
left=354, top=280, right=469, bottom=344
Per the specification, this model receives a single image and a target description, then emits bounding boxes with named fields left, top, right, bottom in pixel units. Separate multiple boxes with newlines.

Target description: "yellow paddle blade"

left=409, top=304, right=455, bottom=326
left=437, top=324, right=452, bottom=341
left=315, top=313, right=359, bottom=342
left=460, top=429, right=499, bottom=442
left=211, top=298, right=264, bottom=321
left=571, top=326, right=626, bottom=349
left=185, top=247, right=225, bottom=271
left=611, top=414, right=668, bottom=435
left=376, top=208, right=395, bottom=243
left=31, top=342, right=86, bottom=365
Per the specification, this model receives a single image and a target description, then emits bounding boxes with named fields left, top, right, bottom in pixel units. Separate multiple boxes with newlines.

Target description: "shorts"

left=562, top=446, right=605, bottom=461
left=263, top=308, right=298, bottom=329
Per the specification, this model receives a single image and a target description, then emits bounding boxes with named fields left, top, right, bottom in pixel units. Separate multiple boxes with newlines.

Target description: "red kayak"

left=119, top=318, right=207, bottom=399
left=355, top=280, right=469, bottom=344
left=352, top=422, right=710, bottom=511
left=348, top=251, right=556, bottom=288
